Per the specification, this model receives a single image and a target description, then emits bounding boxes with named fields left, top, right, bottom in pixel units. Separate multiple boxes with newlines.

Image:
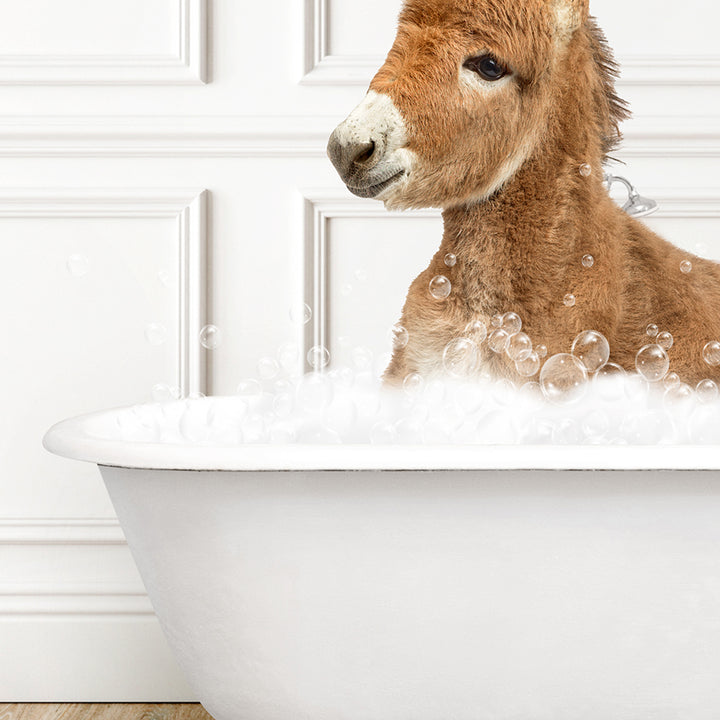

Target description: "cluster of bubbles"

left=120, top=301, right=720, bottom=447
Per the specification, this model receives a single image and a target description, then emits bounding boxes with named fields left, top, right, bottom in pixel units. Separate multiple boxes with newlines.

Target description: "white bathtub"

left=43, top=404, right=720, bottom=720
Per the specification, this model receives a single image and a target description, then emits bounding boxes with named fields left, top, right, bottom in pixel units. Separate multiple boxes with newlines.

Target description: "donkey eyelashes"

left=463, top=54, right=511, bottom=81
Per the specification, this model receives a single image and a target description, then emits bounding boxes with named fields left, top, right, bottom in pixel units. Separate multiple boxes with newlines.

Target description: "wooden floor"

left=0, top=706, right=214, bottom=720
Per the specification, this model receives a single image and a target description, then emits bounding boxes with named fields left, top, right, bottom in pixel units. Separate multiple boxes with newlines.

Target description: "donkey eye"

left=463, top=54, right=509, bottom=81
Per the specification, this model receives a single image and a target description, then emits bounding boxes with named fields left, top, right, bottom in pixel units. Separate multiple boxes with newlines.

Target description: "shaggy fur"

left=337, top=0, right=720, bottom=386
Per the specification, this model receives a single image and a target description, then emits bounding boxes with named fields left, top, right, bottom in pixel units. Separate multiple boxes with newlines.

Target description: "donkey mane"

left=585, top=16, right=631, bottom=161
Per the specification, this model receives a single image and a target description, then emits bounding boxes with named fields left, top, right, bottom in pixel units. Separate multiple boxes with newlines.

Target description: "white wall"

left=0, top=0, right=718, bottom=700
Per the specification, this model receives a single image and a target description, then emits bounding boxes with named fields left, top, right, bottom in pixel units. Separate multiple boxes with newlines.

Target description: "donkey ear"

left=551, top=0, right=589, bottom=39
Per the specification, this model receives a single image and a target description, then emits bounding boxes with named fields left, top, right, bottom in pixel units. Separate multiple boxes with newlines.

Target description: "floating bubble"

left=656, top=331, right=673, bottom=350
left=389, top=324, right=409, bottom=350
left=581, top=254, right=595, bottom=269
left=277, top=342, right=300, bottom=372
left=646, top=324, right=659, bottom=338
left=491, top=313, right=503, bottom=328
left=464, top=320, right=488, bottom=345
left=635, top=344, right=669, bottom=382
left=340, top=283, right=353, bottom=297
left=152, top=383, right=181, bottom=402
left=351, top=346, right=373, bottom=371
left=539, top=353, right=588, bottom=404
left=145, top=322, right=168, bottom=346
left=444, top=253, right=457, bottom=267
left=307, top=345, right=330, bottom=370
left=200, top=324, right=221, bottom=350
left=236, top=378, right=262, bottom=399
left=66, top=253, right=90, bottom=277
left=429, top=275, right=452, bottom=300
left=515, top=350, right=540, bottom=378
left=571, top=330, right=610, bottom=373
left=289, top=303, right=312, bottom=325
left=664, top=382, right=694, bottom=408
left=703, top=341, right=720, bottom=366
left=696, top=378, right=719, bottom=403
left=662, top=371, right=680, bottom=389
left=488, top=328, right=510, bottom=354
left=579, top=163, right=592, bottom=177
left=501, top=312, right=522, bottom=336
left=507, top=332, right=532, bottom=361
left=257, top=356, right=280, bottom=380
left=535, top=344, right=548, bottom=359
left=443, top=338, right=479, bottom=378
left=680, top=260, right=693, bottom=274
left=563, top=294, right=576, bottom=308
left=403, top=372, right=424, bottom=395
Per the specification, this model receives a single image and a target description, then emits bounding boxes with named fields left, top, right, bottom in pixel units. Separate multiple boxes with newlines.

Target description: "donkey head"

left=327, top=0, right=595, bottom=210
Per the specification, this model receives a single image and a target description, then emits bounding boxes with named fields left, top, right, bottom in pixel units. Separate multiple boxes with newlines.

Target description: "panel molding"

left=302, top=188, right=720, bottom=365
left=302, top=1, right=720, bottom=86
left=0, top=188, right=208, bottom=397
left=0, top=517, right=124, bottom=545
left=0, top=0, right=206, bottom=84
left=0, top=116, right=715, bottom=158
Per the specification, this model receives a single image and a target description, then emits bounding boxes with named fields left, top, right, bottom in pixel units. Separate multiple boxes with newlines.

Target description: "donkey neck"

left=439, top=142, right=609, bottom=316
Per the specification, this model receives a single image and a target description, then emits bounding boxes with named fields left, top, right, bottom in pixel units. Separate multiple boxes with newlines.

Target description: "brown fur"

left=367, top=0, right=720, bottom=386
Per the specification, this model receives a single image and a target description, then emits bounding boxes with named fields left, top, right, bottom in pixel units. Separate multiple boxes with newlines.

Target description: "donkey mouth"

left=347, top=170, right=405, bottom=199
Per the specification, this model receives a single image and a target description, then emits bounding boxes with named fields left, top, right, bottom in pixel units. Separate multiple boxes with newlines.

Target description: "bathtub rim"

left=42, top=403, right=720, bottom=472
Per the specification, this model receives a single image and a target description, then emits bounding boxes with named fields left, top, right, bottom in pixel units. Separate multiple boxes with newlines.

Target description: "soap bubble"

left=571, top=330, right=610, bottom=373
left=272, top=392, right=293, bottom=418
left=464, top=320, right=488, bottom=344
left=535, top=344, right=548, bottom=359
left=340, top=283, right=353, bottom=297
left=236, top=378, right=262, bottom=400
left=664, top=382, right=694, bottom=409
left=443, top=338, right=479, bottom=377
left=507, top=332, right=532, bottom=361
left=581, top=254, right=595, bottom=268
left=539, top=353, right=588, bottom=404
left=444, top=253, right=457, bottom=267
left=656, top=331, right=673, bottom=350
left=646, top=324, right=659, bottom=338
left=579, top=163, right=592, bottom=177
left=351, top=346, right=373, bottom=371
left=370, top=421, right=397, bottom=444
left=680, top=260, right=693, bottom=274
left=296, top=372, right=334, bottom=412
left=488, top=328, right=510, bottom=354
left=66, top=253, right=90, bottom=277
left=257, top=356, right=280, bottom=380
left=429, top=275, right=452, bottom=300
left=501, top=312, right=522, bottom=336
left=145, top=322, right=168, bottom=345
left=152, top=383, right=181, bottom=402
left=307, top=345, right=330, bottom=370
left=593, top=362, right=626, bottom=401
left=563, top=294, right=576, bottom=308
left=515, top=350, right=541, bottom=378
left=403, top=372, right=424, bottom=395
left=491, top=313, right=503, bottom=328
left=662, top=371, right=680, bottom=390
left=703, top=341, right=720, bottom=366
left=389, top=324, right=409, bottom=350
left=289, top=303, right=312, bottom=325
left=277, top=342, right=300, bottom=372
left=200, top=324, right=221, bottom=350
left=635, top=344, right=669, bottom=382
left=696, top=378, right=719, bottom=403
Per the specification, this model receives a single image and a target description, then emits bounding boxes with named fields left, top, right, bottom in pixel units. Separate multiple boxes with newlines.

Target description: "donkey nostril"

left=353, top=140, right=376, bottom=165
